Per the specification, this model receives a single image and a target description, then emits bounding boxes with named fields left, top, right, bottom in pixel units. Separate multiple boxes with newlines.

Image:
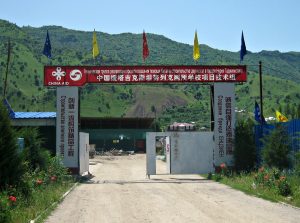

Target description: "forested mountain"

left=1, top=19, right=300, bottom=128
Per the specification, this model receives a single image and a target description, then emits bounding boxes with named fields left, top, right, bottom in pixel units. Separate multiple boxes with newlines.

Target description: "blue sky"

left=1, top=0, right=299, bottom=52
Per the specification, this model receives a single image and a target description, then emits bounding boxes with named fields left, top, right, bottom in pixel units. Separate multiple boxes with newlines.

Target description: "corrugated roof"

left=13, top=112, right=56, bottom=119
left=2, top=99, right=56, bottom=119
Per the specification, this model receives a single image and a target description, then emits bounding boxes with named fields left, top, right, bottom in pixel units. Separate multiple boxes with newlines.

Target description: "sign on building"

left=56, top=87, right=79, bottom=172
left=214, top=83, right=235, bottom=167
left=44, top=65, right=247, bottom=86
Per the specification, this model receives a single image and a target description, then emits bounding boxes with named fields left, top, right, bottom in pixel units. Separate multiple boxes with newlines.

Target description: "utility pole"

left=3, top=39, right=11, bottom=98
left=259, top=61, right=263, bottom=123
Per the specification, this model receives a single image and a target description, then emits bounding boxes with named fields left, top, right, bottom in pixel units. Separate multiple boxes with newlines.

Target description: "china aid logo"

left=66, top=68, right=87, bottom=86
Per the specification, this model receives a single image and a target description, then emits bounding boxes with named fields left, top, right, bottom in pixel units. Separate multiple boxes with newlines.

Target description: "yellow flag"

left=92, top=30, right=99, bottom=59
left=276, top=110, right=288, bottom=122
left=193, top=31, right=200, bottom=61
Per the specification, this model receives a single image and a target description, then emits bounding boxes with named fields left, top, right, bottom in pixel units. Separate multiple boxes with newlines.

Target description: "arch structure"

left=44, top=65, right=247, bottom=174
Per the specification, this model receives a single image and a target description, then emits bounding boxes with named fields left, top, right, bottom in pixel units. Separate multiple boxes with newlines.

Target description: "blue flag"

left=43, top=30, right=52, bottom=58
left=240, top=31, right=247, bottom=62
left=254, top=101, right=266, bottom=124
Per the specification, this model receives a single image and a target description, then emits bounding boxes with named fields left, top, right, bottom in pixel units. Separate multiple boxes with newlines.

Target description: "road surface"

left=45, top=154, right=300, bottom=223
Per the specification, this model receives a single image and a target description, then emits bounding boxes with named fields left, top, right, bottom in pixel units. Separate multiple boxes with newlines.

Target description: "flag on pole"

left=143, top=31, right=149, bottom=61
left=254, top=101, right=266, bottom=124
left=43, top=30, right=52, bottom=58
left=240, top=31, right=247, bottom=62
left=276, top=110, right=288, bottom=122
left=92, top=29, right=100, bottom=59
left=193, top=31, right=200, bottom=61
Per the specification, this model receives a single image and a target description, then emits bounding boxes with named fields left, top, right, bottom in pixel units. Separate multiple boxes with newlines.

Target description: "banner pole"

left=3, top=39, right=11, bottom=98
left=259, top=61, right=263, bottom=124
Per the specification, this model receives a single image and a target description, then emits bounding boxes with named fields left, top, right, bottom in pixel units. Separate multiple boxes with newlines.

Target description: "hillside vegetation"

left=0, top=19, right=300, bottom=128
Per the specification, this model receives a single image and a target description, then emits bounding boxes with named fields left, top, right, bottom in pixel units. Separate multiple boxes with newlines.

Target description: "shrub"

left=18, top=170, right=34, bottom=199
left=234, top=119, right=256, bottom=172
left=262, top=124, right=290, bottom=169
left=0, top=101, right=24, bottom=189
left=254, top=167, right=292, bottom=196
left=18, top=128, right=50, bottom=171
left=0, top=192, right=11, bottom=222
left=293, top=152, right=300, bottom=175
left=220, top=163, right=229, bottom=176
left=47, top=156, right=69, bottom=180
left=277, top=176, right=292, bottom=196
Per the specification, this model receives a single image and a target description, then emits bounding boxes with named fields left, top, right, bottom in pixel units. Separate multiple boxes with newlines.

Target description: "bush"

left=234, top=119, right=256, bottom=172
left=277, top=177, right=292, bottom=196
left=293, top=152, right=300, bottom=175
left=262, top=125, right=290, bottom=169
left=254, top=167, right=292, bottom=196
left=18, top=128, right=50, bottom=171
left=0, top=192, right=12, bottom=222
left=0, top=101, right=24, bottom=189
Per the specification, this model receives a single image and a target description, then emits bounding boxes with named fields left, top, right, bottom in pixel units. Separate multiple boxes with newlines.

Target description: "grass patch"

left=1, top=178, right=75, bottom=223
left=205, top=169, right=300, bottom=208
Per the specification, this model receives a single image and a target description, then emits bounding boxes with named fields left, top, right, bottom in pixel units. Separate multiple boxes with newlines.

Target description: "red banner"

left=44, top=65, right=247, bottom=86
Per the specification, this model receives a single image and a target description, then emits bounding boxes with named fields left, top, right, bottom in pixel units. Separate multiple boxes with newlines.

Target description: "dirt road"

left=45, top=154, right=300, bottom=223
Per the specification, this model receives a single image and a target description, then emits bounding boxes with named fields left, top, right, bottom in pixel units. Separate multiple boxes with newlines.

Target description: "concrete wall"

left=170, top=132, right=214, bottom=174
left=146, top=132, right=214, bottom=175
left=146, top=132, right=157, bottom=175
left=79, top=132, right=89, bottom=175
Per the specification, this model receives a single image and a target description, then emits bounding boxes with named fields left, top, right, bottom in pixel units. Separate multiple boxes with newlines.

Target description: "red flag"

left=143, top=31, right=149, bottom=61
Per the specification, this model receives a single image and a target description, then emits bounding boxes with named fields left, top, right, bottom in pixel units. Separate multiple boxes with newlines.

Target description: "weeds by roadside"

left=0, top=156, right=75, bottom=223
left=207, top=165, right=300, bottom=208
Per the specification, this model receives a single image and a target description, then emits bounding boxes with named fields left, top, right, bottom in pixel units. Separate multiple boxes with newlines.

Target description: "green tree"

left=18, top=128, right=50, bottom=171
left=0, top=101, right=24, bottom=188
left=262, top=124, right=290, bottom=169
left=285, top=103, right=291, bottom=117
left=292, top=106, right=297, bottom=119
left=279, top=104, right=283, bottom=113
left=294, top=152, right=300, bottom=175
left=234, top=119, right=256, bottom=172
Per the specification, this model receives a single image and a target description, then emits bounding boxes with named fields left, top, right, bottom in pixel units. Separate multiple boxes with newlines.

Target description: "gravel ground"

left=45, top=154, right=300, bottom=223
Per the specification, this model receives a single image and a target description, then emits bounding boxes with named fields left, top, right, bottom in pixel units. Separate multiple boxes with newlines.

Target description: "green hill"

left=0, top=19, right=300, bottom=128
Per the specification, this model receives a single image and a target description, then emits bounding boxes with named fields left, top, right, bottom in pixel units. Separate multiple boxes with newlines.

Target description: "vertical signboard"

left=56, top=87, right=79, bottom=171
left=214, top=83, right=235, bottom=167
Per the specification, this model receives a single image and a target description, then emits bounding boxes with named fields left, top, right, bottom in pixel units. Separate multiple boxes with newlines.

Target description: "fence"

left=254, top=119, right=300, bottom=165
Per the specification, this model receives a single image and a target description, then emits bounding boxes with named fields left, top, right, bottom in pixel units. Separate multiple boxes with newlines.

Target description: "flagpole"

left=143, top=32, right=146, bottom=119
left=3, top=38, right=11, bottom=99
left=259, top=61, right=263, bottom=124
